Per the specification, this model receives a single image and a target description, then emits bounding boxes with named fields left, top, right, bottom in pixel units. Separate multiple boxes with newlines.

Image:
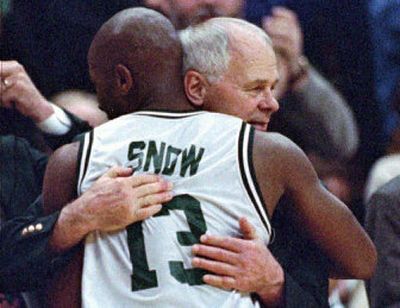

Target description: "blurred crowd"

left=1, top=1, right=399, bottom=307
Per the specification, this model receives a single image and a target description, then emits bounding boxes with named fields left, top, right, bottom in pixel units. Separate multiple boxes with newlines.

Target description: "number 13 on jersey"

left=126, top=194, right=209, bottom=291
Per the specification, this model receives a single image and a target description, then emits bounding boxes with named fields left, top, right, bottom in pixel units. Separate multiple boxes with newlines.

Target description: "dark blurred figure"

left=369, top=0, right=400, bottom=151
left=365, top=176, right=400, bottom=308
left=247, top=0, right=383, bottom=179
left=1, top=0, right=141, bottom=97
left=145, top=0, right=243, bottom=29
left=364, top=80, right=400, bottom=307
left=1, top=1, right=141, bottom=150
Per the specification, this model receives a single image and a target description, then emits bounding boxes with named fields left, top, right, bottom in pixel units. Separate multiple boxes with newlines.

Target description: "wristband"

left=36, top=104, right=72, bottom=135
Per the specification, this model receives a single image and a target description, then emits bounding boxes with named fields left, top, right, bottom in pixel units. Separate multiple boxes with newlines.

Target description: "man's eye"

left=252, top=86, right=264, bottom=91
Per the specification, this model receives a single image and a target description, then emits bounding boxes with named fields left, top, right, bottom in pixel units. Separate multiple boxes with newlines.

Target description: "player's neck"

left=139, top=80, right=196, bottom=112
left=143, top=93, right=196, bottom=112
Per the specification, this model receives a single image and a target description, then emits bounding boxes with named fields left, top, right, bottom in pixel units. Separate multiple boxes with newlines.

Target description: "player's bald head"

left=88, top=8, right=183, bottom=116
left=88, top=7, right=180, bottom=68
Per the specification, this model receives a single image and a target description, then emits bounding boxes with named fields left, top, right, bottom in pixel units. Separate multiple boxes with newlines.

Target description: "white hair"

left=179, top=22, right=230, bottom=83
left=179, top=17, right=272, bottom=83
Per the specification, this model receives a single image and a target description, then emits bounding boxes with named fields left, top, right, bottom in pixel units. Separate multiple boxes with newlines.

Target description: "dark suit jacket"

left=365, top=176, right=400, bottom=308
left=270, top=195, right=329, bottom=307
left=0, top=115, right=329, bottom=307
left=0, top=111, right=90, bottom=291
left=0, top=136, right=47, bottom=220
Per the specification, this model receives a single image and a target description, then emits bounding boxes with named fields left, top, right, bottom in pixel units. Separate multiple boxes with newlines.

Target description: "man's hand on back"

left=49, top=166, right=173, bottom=253
left=192, top=217, right=284, bottom=307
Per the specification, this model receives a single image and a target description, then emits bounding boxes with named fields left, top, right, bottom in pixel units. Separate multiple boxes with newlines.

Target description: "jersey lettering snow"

left=127, top=140, right=205, bottom=177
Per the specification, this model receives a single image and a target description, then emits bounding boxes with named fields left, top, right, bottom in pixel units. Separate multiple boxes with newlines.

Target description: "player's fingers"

left=134, top=180, right=173, bottom=198
left=139, top=191, right=173, bottom=207
left=135, top=204, right=163, bottom=221
left=192, top=244, right=238, bottom=264
left=199, top=234, right=245, bottom=253
left=202, top=274, right=236, bottom=290
left=192, top=257, right=236, bottom=277
left=102, top=166, right=133, bottom=179
left=239, top=217, right=259, bottom=240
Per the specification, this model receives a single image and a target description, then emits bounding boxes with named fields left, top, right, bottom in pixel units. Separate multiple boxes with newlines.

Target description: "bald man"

left=43, top=8, right=375, bottom=308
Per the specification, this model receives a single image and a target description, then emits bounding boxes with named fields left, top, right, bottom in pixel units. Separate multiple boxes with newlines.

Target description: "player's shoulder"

left=254, top=130, right=302, bottom=154
left=252, top=130, right=311, bottom=171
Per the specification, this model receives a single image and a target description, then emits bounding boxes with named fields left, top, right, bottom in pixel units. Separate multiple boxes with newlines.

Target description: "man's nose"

left=259, top=93, right=280, bottom=113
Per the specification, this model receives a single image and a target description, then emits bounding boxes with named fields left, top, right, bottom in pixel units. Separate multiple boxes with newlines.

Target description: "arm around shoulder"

left=42, top=142, right=94, bottom=253
left=253, top=131, right=376, bottom=280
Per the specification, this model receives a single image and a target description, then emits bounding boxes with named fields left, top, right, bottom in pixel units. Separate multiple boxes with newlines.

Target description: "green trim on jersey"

left=76, top=130, right=94, bottom=195
left=132, top=110, right=206, bottom=119
left=238, top=123, right=272, bottom=236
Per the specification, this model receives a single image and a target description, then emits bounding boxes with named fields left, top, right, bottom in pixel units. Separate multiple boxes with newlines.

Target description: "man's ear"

left=115, top=64, right=133, bottom=95
left=184, top=70, right=209, bottom=107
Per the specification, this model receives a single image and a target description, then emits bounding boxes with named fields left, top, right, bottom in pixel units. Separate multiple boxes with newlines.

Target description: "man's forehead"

left=231, top=39, right=276, bottom=66
left=227, top=46, right=278, bottom=82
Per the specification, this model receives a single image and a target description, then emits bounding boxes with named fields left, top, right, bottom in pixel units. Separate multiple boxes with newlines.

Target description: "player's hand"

left=0, top=60, right=54, bottom=122
left=75, top=166, right=173, bottom=232
left=192, top=217, right=284, bottom=306
left=262, top=7, right=304, bottom=80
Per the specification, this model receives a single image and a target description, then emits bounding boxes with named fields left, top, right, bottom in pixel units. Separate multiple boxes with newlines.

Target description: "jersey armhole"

left=238, top=123, right=273, bottom=237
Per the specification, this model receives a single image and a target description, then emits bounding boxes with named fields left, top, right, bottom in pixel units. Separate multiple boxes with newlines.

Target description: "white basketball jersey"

left=77, top=110, right=272, bottom=308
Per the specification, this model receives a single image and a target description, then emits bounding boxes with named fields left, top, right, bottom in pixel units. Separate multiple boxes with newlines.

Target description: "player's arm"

left=43, top=141, right=174, bottom=252
left=192, top=217, right=285, bottom=307
left=42, top=142, right=174, bottom=306
left=42, top=142, right=83, bottom=308
left=253, top=131, right=377, bottom=279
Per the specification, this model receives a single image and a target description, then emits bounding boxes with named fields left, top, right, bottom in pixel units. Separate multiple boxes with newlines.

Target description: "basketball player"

left=43, top=8, right=375, bottom=307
